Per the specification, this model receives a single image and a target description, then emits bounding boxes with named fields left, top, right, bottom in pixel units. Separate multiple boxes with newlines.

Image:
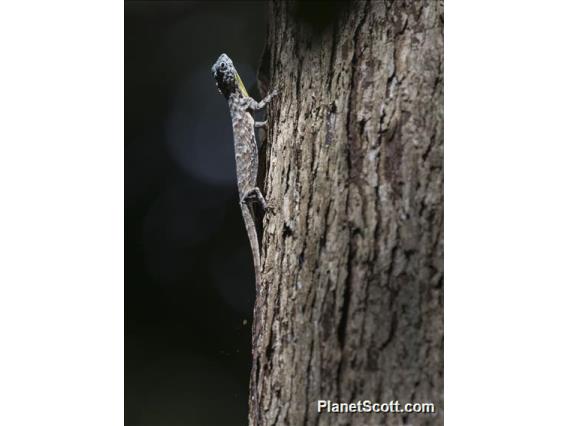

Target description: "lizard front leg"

left=246, top=89, right=278, bottom=111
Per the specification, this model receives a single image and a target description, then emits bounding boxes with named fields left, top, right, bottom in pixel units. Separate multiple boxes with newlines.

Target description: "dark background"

left=125, top=2, right=268, bottom=425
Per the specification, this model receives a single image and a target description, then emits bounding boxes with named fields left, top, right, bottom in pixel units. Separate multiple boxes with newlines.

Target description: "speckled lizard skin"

left=211, top=53, right=277, bottom=287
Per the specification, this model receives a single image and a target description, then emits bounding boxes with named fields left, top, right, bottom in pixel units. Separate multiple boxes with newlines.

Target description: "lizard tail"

left=241, top=206, right=261, bottom=288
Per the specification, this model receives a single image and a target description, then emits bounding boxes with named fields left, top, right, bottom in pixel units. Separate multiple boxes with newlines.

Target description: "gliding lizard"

left=211, top=53, right=277, bottom=287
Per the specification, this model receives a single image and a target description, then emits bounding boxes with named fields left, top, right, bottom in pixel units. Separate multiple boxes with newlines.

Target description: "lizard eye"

left=220, top=62, right=226, bottom=70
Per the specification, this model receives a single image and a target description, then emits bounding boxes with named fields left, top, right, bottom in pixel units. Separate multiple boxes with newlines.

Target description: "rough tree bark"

left=251, top=1, right=443, bottom=425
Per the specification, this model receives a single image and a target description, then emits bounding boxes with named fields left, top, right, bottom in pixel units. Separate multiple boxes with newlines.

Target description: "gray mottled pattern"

left=228, top=93, right=258, bottom=200
left=212, top=53, right=277, bottom=286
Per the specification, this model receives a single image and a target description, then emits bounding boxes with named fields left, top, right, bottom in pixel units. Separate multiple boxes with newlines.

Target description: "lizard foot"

left=241, top=187, right=267, bottom=210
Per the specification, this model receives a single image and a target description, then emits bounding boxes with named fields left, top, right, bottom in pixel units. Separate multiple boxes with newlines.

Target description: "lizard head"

left=211, top=53, right=248, bottom=98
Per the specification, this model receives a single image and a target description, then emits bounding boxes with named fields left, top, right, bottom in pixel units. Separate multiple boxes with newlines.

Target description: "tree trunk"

left=251, top=1, right=443, bottom=425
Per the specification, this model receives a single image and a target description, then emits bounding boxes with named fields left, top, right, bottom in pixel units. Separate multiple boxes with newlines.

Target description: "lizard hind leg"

left=240, top=187, right=267, bottom=210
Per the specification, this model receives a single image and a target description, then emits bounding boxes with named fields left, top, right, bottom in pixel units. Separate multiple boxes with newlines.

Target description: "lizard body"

left=211, top=53, right=277, bottom=287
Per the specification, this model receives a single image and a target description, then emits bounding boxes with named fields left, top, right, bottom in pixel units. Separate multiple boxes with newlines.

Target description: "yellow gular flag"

left=235, top=72, right=249, bottom=97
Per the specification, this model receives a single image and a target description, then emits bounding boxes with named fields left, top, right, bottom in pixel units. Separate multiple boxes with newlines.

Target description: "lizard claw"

left=264, top=200, right=277, bottom=214
left=265, top=87, right=279, bottom=100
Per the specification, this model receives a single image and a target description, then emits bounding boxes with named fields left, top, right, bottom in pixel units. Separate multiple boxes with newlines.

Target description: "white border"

left=446, top=1, right=568, bottom=424
left=0, top=1, right=123, bottom=425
